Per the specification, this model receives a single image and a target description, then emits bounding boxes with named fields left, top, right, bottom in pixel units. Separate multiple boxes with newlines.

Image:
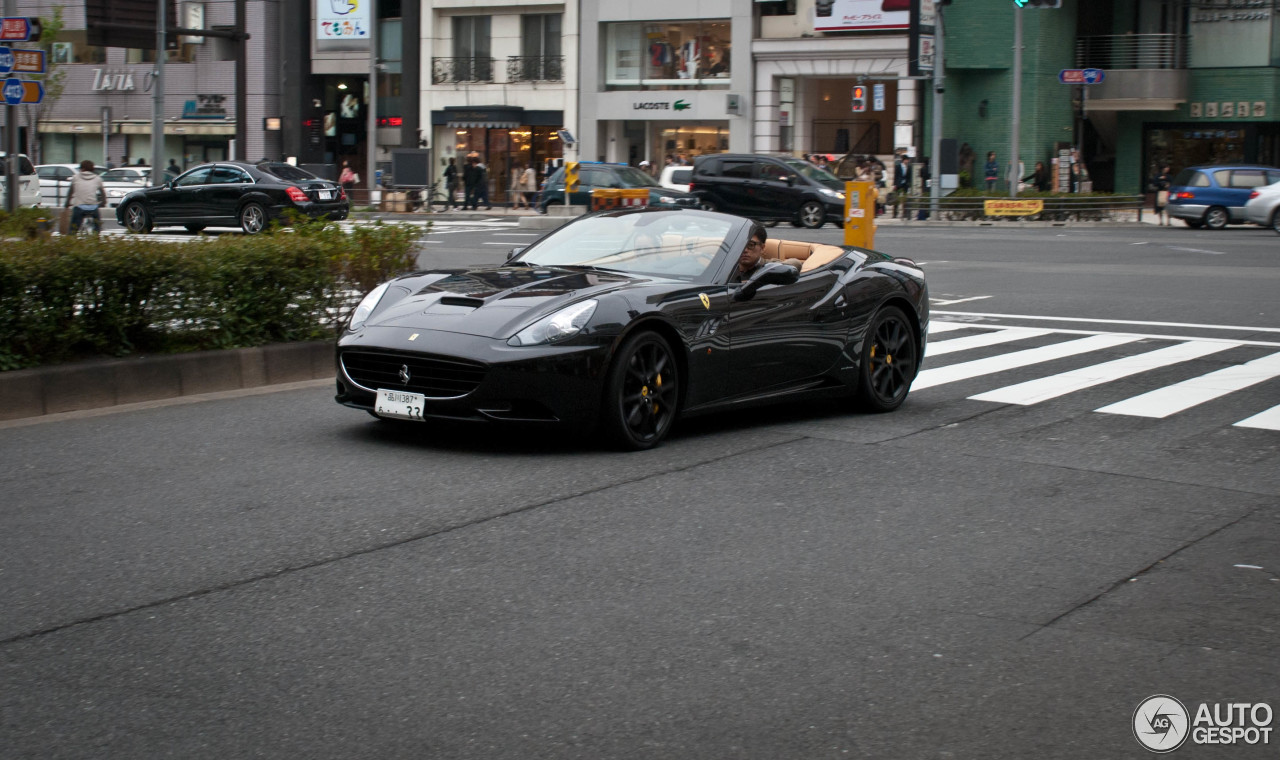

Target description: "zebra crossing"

left=920, top=319, right=1280, bottom=431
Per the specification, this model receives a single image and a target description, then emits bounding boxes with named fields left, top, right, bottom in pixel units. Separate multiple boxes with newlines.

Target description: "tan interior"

left=762, top=238, right=847, bottom=272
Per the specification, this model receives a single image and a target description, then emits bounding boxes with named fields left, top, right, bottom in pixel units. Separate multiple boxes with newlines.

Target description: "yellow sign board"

left=983, top=199, right=1044, bottom=216
left=843, top=181, right=876, bottom=249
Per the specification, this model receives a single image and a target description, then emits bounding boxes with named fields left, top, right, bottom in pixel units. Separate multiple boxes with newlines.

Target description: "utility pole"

left=929, top=2, right=945, bottom=217
left=151, top=0, right=166, bottom=178
left=1010, top=6, right=1022, bottom=199
left=366, top=12, right=377, bottom=206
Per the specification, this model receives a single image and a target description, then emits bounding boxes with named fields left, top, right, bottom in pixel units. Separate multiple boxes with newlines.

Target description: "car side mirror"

left=733, top=261, right=800, bottom=301
left=507, top=246, right=525, bottom=261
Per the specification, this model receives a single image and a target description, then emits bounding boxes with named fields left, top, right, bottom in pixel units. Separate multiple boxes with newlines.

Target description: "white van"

left=0, top=153, right=42, bottom=208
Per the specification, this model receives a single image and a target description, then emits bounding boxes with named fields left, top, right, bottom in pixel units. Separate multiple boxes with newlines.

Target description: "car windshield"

left=102, top=169, right=145, bottom=182
left=515, top=212, right=734, bottom=280
left=614, top=166, right=662, bottom=188
left=258, top=163, right=318, bottom=182
left=783, top=158, right=844, bottom=190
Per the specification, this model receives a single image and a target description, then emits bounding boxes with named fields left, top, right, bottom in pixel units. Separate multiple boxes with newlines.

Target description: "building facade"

left=579, top=0, right=754, bottom=165
left=1, top=0, right=282, bottom=171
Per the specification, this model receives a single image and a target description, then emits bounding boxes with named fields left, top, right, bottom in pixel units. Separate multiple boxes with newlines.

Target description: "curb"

left=0, top=342, right=335, bottom=422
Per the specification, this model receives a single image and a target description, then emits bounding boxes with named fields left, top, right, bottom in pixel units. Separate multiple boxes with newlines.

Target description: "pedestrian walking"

left=983, top=152, right=999, bottom=192
left=1150, top=165, right=1173, bottom=226
left=463, top=157, right=481, bottom=210
left=475, top=161, right=491, bottom=210
left=512, top=163, right=535, bottom=209
left=444, top=157, right=459, bottom=209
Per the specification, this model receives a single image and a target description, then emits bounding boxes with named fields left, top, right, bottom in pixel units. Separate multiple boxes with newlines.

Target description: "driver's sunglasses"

left=746, top=239, right=764, bottom=248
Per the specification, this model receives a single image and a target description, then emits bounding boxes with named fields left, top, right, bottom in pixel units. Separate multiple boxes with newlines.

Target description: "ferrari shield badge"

left=698, top=293, right=711, bottom=310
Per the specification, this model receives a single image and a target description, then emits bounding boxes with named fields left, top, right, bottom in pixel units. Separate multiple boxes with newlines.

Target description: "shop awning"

left=436, top=105, right=523, bottom=129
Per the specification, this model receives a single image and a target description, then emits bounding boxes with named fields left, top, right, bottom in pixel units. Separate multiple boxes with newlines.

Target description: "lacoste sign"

left=632, top=99, right=692, bottom=111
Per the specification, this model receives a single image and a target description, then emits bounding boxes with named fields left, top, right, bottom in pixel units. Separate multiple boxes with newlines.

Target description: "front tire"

left=601, top=331, right=680, bottom=451
left=857, top=306, right=918, bottom=413
left=1203, top=206, right=1229, bottom=230
left=239, top=202, right=266, bottom=234
left=122, top=202, right=152, bottom=233
left=798, top=200, right=825, bottom=229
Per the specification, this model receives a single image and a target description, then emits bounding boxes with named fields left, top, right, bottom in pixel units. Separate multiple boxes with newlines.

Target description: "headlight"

left=507, top=300, right=598, bottom=346
left=348, top=282, right=390, bottom=331
left=658, top=195, right=679, bottom=204
left=819, top=188, right=845, bottom=201
left=108, top=188, right=127, bottom=198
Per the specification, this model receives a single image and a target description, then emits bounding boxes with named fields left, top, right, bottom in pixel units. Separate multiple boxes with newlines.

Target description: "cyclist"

left=66, top=159, right=106, bottom=234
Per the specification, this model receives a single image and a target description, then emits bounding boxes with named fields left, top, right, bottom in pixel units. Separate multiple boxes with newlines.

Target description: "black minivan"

left=690, top=154, right=847, bottom=228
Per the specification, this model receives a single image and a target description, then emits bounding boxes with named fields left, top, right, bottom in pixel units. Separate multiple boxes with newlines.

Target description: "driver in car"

left=733, top=225, right=801, bottom=282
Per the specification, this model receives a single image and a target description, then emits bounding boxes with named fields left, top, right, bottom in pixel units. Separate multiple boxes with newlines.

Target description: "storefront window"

left=450, top=126, right=563, bottom=203
left=604, top=20, right=731, bottom=90
left=653, top=124, right=729, bottom=162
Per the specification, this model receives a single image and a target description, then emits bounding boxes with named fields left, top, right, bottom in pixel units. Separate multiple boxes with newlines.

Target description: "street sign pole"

left=929, top=3, right=945, bottom=219
left=151, top=0, right=166, bottom=181
left=4, top=1, right=17, bottom=212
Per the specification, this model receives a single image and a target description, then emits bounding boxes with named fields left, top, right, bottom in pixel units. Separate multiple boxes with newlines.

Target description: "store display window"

left=605, top=20, right=731, bottom=90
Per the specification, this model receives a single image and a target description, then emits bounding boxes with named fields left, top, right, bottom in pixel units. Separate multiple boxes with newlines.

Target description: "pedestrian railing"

left=897, top=194, right=1145, bottom=223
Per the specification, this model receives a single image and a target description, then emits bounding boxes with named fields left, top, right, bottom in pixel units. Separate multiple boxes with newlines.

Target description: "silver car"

left=100, top=166, right=153, bottom=208
left=1243, top=180, right=1280, bottom=234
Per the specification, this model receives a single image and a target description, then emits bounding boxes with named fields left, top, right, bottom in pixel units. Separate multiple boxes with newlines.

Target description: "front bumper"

left=335, top=326, right=611, bottom=428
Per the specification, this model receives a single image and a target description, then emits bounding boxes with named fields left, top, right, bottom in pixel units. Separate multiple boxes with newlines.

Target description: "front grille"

left=341, top=350, right=486, bottom=398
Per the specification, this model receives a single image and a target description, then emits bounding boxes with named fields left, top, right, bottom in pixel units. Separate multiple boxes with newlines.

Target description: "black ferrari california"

left=116, top=161, right=349, bottom=234
left=335, top=208, right=928, bottom=449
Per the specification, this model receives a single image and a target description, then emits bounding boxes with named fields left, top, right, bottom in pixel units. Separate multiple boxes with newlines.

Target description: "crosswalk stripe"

left=926, top=321, right=970, bottom=334
left=912, top=334, right=1143, bottom=391
left=926, top=327, right=1053, bottom=356
left=968, top=340, right=1237, bottom=405
left=1095, top=351, right=1280, bottom=418
left=1234, top=405, right=1280, bottom=431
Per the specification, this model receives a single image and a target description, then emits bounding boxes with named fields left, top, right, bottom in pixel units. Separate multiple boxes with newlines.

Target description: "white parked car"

left=1243, top=180, right=1280, bottom=234
left=1, top=153, right=43, bottom=208
left=36, top=163, right=103, bottom=207
left=100, top=166, right=153, bottom=208
left=659, top=164, right=692, bottom=193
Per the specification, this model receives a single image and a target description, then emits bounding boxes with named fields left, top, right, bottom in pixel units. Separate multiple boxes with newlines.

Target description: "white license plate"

left=318, top=189, right=333, bottom=200
left=375, top=389, right=426, bottom=421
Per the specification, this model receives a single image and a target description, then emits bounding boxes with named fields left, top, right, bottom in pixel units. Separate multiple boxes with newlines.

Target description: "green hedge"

left=0, top=218, right=421, bottom=370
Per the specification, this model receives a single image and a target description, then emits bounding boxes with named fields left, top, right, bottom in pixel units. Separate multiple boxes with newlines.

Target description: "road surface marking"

left=1167, top=246, right=1226, bottom=255
left=932, top=311, right=1280, bottom=335
left=930, top=295, right=992, bottom=306
left=1095, top=351, right=1280, bottom=418
left=1235, top=405, right=1280, bottom=431
left=913, top=334, right=1142, bottom=391
left=926, top=328, right=1053, bottom=356
left=968, top=341, right=1236, bottom=405
left=927, top=322, right=970, bottom=334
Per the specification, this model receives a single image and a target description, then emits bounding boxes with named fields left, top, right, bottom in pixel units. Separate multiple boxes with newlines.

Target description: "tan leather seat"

left=761, top=238, right=783, bottom=260
left=800, top=244, right=846, bottom=272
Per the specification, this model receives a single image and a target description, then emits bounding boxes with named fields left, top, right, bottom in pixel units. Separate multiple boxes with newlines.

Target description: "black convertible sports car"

left=335, top=208, right=928, bottom=449
left=116, top=161, right=349, bottom=234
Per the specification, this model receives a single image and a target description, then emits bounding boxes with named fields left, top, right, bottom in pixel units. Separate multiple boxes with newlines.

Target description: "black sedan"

left=116, top=161, right=349, bottom=234
left=335, top=208, right=928, bottom=449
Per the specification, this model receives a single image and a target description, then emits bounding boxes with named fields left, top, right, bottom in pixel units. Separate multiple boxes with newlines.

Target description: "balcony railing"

left=432, top=57, right=496, bottom=84
left=506, top=55, right=564, bottom=83
left=1075, top=34, right=1188, bottom=70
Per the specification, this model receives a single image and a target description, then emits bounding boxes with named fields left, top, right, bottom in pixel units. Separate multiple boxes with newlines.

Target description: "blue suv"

left=1167, top=164, right=1280, bottom=229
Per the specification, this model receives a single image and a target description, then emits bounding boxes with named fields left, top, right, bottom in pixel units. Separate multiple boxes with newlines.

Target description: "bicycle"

left=69, top=204, right=102, bottom=235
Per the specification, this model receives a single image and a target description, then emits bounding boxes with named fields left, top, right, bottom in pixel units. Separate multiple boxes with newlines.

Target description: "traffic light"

left=565, top=162, right=579, bottom=192
left=851, top=85, right=867, bottom=113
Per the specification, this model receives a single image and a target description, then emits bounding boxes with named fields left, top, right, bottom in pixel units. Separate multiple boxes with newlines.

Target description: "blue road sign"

left=1059, top=68, right=1106, bottom=85
left=0, top=47, right=11, bottom=74
left=3, top=76, right=25, bottom=105
left=1082, top=68, right=1105, bottom=84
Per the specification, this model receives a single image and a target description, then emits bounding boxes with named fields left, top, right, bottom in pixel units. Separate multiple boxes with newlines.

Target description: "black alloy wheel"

left=857, top=306, right=917, bottom=412
left=122, top=202, right=152, bottom=233
left=798, top=200, right=826, bottom=229
left=239, top=202, right=267, bottom=234
left=185, top=224, right=205, bottom=234
left=1270, top=209, right=1280, bottom=234
left=1203, top=206, right=1229, bottom=230
left=603, top=332, right=680, bottom=450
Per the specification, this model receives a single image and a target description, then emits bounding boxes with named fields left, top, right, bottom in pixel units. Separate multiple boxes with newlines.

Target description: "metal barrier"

left=591, top=188, right=648, bottom=212
left=899, top=194, right=1145, bottom=223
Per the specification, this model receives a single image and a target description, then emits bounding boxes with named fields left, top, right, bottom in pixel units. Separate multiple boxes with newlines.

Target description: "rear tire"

left=697, top=198, right=717, bottom=212
left=239, top=202, right=267, bottom=234
left=856, top=306, right=917, bottom=413
left=601, top=331, right=680, bottom=451
left=798, top=200, right=825, bottom=229
left=1203, top=206, right=1229, bottom=230
left=122, top=202, right=152, bottom=233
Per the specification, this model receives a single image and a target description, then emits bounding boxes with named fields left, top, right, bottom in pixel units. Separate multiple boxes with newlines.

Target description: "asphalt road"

left=2, top=222, right=1277, bottom=759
